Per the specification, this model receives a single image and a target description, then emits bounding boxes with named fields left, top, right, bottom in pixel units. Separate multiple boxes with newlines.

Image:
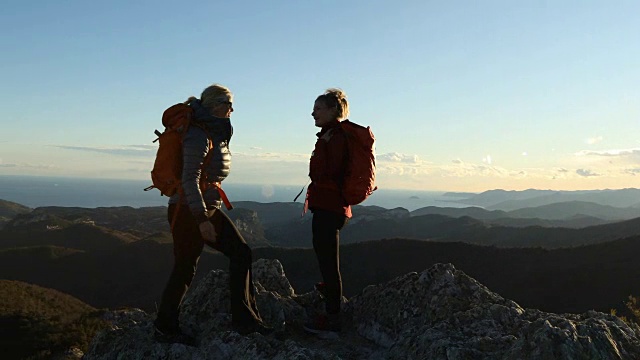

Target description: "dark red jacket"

left=307, top=121, right=352, bottom=218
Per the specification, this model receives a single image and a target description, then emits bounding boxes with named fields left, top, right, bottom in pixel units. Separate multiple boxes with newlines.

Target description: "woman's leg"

left=156, top=204, right=204, bottom=332
left=208, top=209, right=262, bottom=327
left=312, top=209, right=348, bottom=315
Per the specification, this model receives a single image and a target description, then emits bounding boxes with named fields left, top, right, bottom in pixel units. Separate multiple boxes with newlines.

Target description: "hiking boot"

left=153, top=326, right=197, bottom=346
left=303, top=313, right=341, bottom=339
left=315, top=282, right=328, bottom=298
left=232, top=321, right=275, bottom=336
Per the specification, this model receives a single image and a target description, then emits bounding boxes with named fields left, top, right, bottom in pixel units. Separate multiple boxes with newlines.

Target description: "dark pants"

left=155, top=204, right=262, bottom=332
left=312, top=209, right=348, bottom=314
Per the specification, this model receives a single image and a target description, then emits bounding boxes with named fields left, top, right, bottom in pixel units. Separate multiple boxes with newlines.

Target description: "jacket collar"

left=316, top=120, right=341, bottom=138
left=189, top=99, right=233, bottom=142
left=190, top=99, right=230, bottom=122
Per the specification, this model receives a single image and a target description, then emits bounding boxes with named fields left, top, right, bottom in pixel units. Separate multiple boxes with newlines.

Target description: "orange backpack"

left=143, top=103, right=233, bottom=210
left=144, top=103, right=201, bottom=197
left=341, top=120, right=377, bottom=205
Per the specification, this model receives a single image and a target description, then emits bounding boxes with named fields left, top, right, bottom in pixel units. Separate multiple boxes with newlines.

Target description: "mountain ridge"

left=3, top=236, right=640, bottom=315
left=0, top=279, right=107, bottom=359
left=454, top=188, right=640, bottom=210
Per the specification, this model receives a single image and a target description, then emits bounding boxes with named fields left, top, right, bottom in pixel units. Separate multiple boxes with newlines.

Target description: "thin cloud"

left=575, top=148, right=640, bottom=157
left=52, top=145, right=155, bottom=156
left=585, top=136, right=603, bottom=145
left=123, top=167, right=151, bottom=173
left=0, top=163, right=56, bottom=169
left=377, top=152, right=420, bottom=163
left=253, top=153, right=287, bottom=160
left=442, top=161, right=590, bottom=181
left=234, top=152, right=308, bottom=162
left=376, top=153, right=429, bottom=177
left=576, top=169, right=600, bottom=177
left=439, top=159, right=516, bottom=178
left=379, top=164, right=424, bottom=176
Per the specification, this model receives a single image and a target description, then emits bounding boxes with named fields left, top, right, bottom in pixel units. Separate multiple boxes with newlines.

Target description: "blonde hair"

left=185, top=84, right=233, bottom=109
left=316, top=88, right=349, bottom=120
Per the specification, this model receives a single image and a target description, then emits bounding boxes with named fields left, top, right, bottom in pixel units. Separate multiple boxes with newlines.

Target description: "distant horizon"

left=0, top=175, right=466, bottom=211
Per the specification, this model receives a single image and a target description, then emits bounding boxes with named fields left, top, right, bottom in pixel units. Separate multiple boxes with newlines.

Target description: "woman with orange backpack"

left=154, top=84, right=271, bottom=345
left=303, top=88, right=353, bottom=337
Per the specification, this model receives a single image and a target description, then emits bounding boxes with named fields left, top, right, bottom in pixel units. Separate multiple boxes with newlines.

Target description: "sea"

left=0, top=175, right=470, bottom=211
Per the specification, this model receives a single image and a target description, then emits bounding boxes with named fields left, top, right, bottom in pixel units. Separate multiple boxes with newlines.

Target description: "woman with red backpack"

left=303, top=88, right=353, bottom=337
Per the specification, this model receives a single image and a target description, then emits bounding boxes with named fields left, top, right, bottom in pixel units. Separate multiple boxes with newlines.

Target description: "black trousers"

left=156, top=204, right=262, bottom=331
left=311, top=209, right=348, bottom=314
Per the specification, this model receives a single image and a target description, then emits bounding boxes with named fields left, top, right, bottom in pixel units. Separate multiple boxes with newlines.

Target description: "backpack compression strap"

left=202, top=181, right=233, bottom=210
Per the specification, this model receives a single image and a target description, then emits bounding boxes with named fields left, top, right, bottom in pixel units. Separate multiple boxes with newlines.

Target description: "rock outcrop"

left=84, top=260, right=640, bottom=359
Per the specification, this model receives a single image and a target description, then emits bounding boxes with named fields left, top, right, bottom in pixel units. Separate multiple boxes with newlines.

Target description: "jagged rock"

left=253, top=258, right=296, bottom=297
left=101, top=308, right=149, bottom=330
left=84, top=261, right=640, bottom=360
left=50, top=347, right=84, bottom=360
left=350, top=263, right=640, bottom=359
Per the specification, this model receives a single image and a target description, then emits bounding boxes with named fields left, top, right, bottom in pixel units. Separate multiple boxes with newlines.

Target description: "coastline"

left=0, top=175, right=465, bottom=211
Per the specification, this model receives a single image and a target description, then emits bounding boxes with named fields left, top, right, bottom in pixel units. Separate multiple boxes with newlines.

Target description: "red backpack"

left=143, top=103, right=233, bottom=210
left=340, top=120, right=377, bottom=205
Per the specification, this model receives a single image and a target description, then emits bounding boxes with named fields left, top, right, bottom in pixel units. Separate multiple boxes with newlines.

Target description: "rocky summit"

left=84, top=260, right=640, bottom=359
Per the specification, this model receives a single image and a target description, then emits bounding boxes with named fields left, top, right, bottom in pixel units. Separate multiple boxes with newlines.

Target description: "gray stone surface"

left=84, top=260, right=640, bottom=359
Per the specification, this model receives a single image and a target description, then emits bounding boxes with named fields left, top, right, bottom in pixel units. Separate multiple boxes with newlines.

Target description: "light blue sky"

left=1, top=1, right=639, bottom=191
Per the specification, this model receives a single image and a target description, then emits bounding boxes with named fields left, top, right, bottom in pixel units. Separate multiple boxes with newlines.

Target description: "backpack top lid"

left=162, top=103, right=193, bottom=131
left=340, top=120, right=375, bottom=147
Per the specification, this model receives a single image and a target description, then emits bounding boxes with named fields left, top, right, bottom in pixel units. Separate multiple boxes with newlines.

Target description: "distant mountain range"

left=4, top=192, right=640, bottom=250
left=448, top=188, right=640, bottom=210
left=3, top=189, right=640, bottom=356
left=410, top=201, right=640, bottom=226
